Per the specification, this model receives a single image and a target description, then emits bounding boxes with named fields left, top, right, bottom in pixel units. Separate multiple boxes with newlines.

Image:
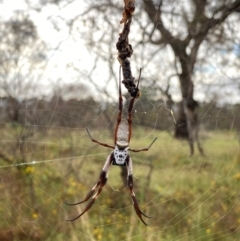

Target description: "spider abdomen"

left=116, top=119, right=129, bottom=144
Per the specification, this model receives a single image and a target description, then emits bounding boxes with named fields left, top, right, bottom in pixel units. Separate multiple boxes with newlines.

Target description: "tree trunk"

left=175, top=70, right=204, bottom=156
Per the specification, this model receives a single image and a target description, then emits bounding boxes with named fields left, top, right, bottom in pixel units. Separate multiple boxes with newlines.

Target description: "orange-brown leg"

left=114, top=67, right=124, bottom=144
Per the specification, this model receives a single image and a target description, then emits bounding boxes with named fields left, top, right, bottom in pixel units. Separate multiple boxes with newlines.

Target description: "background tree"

left=47, top=0, right=240, bottom=155
left=0, top=12, right=46, bottom=122
left=0, top=12, right=47, bottom=214
left=143, top=0, right=240, bottom=155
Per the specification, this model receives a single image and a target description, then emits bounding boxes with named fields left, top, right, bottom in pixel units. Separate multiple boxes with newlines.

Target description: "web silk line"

left=0, top=153, right=107, bottom=169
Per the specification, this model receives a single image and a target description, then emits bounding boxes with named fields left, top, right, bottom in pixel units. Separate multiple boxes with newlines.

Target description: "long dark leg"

left=64, top=171, right=106, bottom=207
left=114, top=66, right=124, bottom=144
left=65, top=154, right=112, bottom=221
left=129, top=137, right=157, bottom=152
left=127, top=69, right=141, bottom=142
left=86, top=128, right=114, bottom=149
left=126, top=157, right=151, bottom=225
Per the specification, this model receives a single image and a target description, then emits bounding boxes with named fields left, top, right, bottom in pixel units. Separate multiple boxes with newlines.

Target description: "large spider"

left=65, top=70, right=157, bottom=225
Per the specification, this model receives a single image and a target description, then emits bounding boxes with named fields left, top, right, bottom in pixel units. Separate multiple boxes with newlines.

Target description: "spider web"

left=1, top=95, right=240, bottom=241
left=1, top=1, right=240, bottom=241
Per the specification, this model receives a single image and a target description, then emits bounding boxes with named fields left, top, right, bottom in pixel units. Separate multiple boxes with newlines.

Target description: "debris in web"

left=116, top=0, right=140, bottom=98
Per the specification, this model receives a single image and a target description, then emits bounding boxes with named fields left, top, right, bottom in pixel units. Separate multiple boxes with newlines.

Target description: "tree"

left=142, top=0, right=240, bottom=155
left=49, top=0, right=240, bottom=155
left=24, top=0, right=240, bottom=156
left=0, top=12, right=47, bottom=212
left=0, top=12, right=46, bottom=122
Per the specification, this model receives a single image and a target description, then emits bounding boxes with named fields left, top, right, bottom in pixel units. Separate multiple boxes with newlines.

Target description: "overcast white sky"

left=1, top=0, right=240, bottom=104
left=0, top=0, right=115, bottom=100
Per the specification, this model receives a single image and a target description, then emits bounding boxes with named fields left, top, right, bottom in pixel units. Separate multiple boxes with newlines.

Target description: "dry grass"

left=0, top=127, right=240, bottom=241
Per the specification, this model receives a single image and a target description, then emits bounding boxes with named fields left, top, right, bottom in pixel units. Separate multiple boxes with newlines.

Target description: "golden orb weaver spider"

left=64, top=68, right=157, bottom=225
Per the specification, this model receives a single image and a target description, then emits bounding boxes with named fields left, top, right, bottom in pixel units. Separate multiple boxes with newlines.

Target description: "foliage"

left=0, top=126, right=240, bottom=240
left=1, top=95, right=240, bottom=131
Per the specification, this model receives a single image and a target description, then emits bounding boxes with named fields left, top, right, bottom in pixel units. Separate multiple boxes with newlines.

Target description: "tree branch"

left=143, top=0, right=174, bottom=44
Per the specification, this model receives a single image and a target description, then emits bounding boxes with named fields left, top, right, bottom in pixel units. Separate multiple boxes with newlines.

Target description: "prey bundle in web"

left=116, top=0, right=140, bottom=98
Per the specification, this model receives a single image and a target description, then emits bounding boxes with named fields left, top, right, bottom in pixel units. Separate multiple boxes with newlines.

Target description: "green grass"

left=0, top=127, right=240, bottom=241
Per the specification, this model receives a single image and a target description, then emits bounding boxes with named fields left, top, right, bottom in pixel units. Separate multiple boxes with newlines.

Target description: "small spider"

left=64, top=69, right=157, bottom=225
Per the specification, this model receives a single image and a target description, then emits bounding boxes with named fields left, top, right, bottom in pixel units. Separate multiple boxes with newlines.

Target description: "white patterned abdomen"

left=116, top=119, right=129, bottom=147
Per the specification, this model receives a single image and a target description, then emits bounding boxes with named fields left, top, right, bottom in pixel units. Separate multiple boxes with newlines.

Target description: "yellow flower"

left=210, top=181, right=216, bottom=187
left=32, top=213, right=38, bottom=219
left=233, top=173, right=240, bottom=181
left=157, top=186, right=162, bottom=192
left=25, top=166, right=34, bottom=174
left=71, top=181, right=77, bottom=187
left=206, top=228, right=211, bottom=234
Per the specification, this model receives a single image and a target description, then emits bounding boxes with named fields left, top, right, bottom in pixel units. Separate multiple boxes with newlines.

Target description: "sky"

left=0, top=0, right=114, bottom=100
left=1, top=0, right=240, bottom=104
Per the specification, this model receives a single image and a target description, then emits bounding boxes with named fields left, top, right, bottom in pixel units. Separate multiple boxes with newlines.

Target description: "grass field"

left=0, top=126, right=240, bottom=241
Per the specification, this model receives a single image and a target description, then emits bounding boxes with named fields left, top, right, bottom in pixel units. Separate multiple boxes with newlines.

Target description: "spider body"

left=65, top=70, right=157, bottom=225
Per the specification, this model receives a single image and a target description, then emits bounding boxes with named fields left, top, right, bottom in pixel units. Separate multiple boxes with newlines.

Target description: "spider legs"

left=126, top=68, right=141, bottom=142
left=114, top=67, right=124, bottom=144
left=126, top=157, right=151, bottom=226
left=129, top=137, right=157, bottom=152
left=64, top=155, right=112, bottom=221
left=86, top=128, right=114, bottom=149
left=65, top=171, right=107, bottom=221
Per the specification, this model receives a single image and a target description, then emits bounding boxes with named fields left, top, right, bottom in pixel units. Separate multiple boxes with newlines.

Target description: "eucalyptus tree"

left=30, top=0, right=240, bottom=155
